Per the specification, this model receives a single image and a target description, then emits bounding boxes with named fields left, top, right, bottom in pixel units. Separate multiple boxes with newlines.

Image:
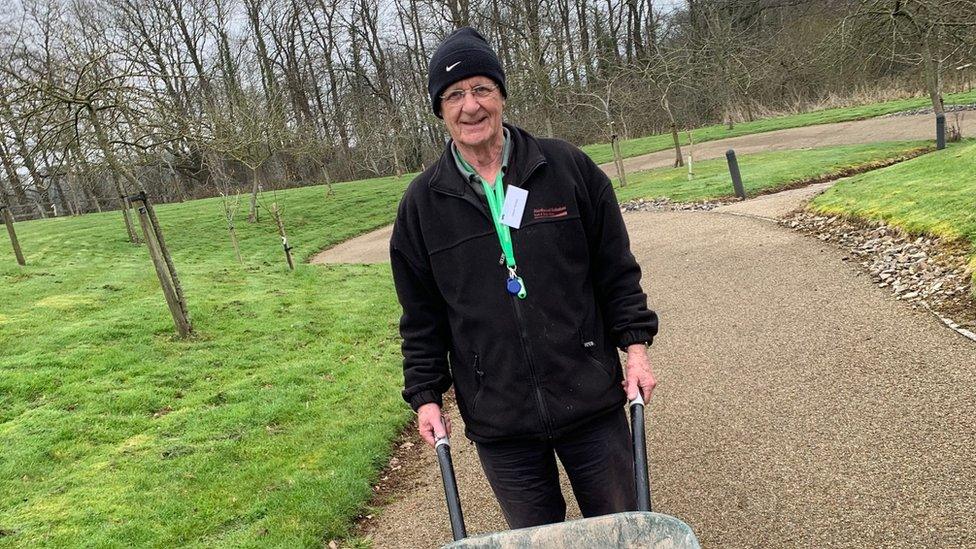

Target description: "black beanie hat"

left=428, top=27, right=507, bottom=118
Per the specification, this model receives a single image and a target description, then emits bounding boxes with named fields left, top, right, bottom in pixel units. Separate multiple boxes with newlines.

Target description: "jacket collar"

left=429, top=122, right=547, bottom=197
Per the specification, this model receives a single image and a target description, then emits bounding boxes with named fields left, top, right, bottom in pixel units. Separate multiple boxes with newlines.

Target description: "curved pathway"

left=310, top=113, right=944, bottom=265
left=356, top=188, right=976, bottom=548
left=312, top=113, right=974, bottom=547
left=611, top=112, right=943, bottom=174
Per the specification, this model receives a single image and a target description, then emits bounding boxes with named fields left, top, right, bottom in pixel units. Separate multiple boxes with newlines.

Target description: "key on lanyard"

left=506, top=267, right=527, bottom=299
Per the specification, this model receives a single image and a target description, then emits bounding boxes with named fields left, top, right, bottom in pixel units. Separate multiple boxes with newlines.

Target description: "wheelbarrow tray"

left=442, top=511, right=700, bottom=549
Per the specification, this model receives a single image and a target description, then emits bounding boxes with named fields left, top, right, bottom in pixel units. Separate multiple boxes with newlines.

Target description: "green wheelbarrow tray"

left=434, top=394, right=701, bottom=548
left=442, top=511, right=700, bottom=548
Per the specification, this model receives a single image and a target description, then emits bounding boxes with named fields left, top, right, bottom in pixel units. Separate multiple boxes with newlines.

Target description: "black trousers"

left=475, top=408, right=636, bottom=529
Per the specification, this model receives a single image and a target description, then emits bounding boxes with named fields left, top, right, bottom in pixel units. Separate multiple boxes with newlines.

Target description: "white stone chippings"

left=883, top=104, right=976, bottom=117
left=619, top=197, right=730, bottom=213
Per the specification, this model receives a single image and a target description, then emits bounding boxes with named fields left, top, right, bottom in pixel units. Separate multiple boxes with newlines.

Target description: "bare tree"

left=841, top=0, right=976, bottom=116
left=1, top=0, right=971, bottom=221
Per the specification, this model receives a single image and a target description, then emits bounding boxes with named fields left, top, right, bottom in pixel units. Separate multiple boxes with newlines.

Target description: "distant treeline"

left=0, top=0, right=974, bottom=219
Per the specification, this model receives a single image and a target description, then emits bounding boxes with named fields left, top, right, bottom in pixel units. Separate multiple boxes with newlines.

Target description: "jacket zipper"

left=509, top=158, right=553, bottom=436
left=510, top=296, right=553, bottom=436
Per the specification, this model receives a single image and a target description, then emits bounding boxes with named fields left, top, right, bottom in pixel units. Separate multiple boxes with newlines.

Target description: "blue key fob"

left=506, top=277, right=522, bottom=295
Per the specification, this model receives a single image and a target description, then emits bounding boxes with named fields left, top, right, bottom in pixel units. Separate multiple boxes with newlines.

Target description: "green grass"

left=0, top=176, right=415, bottom=547
left=0, top=130, right=958, bottom=545
left=582, top=89, right=976, bottom=165
left=811, top=140, right=976, bottom=276
left=610, top=141, right=930, bottom=203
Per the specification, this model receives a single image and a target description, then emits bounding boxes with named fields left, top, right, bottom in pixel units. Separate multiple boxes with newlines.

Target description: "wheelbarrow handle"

left=435, top=436, right=467, bottom=541
left=630, top=393, right=653, bottom=512
left=435, top=397, right=652, bottom=541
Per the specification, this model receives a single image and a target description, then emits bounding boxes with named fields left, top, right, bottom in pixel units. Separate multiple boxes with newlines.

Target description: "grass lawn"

left=811, top=140, right=976, bottom=278
left=582, top=89, right=976, bottom=165
left=0, top=135, right=953, bottom=546
left=0, top=176, right=414, bottom=547
left=611, top=141, right=930, bottom=203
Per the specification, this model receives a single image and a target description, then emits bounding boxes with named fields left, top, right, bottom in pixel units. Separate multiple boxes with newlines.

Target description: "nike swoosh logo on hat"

left=446, top=62, right=461, bottom=72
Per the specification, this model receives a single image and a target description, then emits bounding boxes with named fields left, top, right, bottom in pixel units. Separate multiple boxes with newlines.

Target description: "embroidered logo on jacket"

left=533, top=206, right=568, bottom=219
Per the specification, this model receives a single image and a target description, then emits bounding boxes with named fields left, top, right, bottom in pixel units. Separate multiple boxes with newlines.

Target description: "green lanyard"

left=457, top=156, right=527, bottom=299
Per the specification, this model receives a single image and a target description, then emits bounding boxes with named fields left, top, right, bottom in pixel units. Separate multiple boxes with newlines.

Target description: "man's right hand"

left=417, top=402, right=452, bottom=447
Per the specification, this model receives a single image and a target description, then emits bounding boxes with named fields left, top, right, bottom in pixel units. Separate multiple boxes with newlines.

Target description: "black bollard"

left=936, top=113, right=946, bottom=150
left=726, top=149, right=746, bottom=200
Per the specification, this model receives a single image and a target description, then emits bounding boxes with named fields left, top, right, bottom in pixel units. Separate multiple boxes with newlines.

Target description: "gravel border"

left=620, top=197, right=731, bottom=212
left=780, top=211, right=976, bottom=340
left=884, top=103, right=976, bottom=117
left=618, top=146, right=932, bottom=215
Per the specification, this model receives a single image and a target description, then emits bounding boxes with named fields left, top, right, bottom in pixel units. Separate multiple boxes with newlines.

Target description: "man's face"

left=441, top=75, right=505, bottom=150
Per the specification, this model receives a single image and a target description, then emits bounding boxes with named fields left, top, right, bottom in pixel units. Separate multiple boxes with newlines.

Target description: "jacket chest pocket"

left=429, top=231, right=500, bottom=304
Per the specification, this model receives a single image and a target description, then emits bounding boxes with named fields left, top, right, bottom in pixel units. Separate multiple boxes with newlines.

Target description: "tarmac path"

left=356, top=187, right=976, bottom=548
left=310, top=113, right=941, bottom=265
left=608, top=112, right=942, bottom=174
left=312, top=113, right=974, bottom=546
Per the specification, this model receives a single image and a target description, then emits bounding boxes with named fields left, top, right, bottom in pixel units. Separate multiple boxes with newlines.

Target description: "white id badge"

left=499, top=185, right=528, bottom=229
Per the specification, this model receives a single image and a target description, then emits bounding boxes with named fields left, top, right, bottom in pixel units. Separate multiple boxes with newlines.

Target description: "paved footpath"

left=358, top=185, right=976, bottom=548
left=605, top=113, right=942, bottom=174
left=311, top=114, right=943, bottom=265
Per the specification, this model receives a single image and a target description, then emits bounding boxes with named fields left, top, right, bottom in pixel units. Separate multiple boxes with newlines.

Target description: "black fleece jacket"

left=390, top=124, right=658, bottom=443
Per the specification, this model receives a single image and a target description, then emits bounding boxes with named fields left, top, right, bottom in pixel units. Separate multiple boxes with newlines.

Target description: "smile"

left=461, top=117, right=488, bottom=127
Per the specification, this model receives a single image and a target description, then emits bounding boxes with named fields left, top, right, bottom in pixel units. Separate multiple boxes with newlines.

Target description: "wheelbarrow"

left=434, top=394, right=701, bottom=548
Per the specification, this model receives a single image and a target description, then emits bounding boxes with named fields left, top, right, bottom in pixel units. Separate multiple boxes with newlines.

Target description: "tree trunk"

left=611, top=134, right=627, bottom=187
left=51, top=178, right=74, bottom=216
left=2, top=205, right=25, bottom=266
left=222, top=195, right=243, bottom=264
left=229, top=225, right=242, bottom=264
left=248, top=168, right=260, bottom=223
left=921, top=40, right=945, bottom=116
left=662, top=95, right=684, bottom=167
left=0, top=139, right=43, bottom=217
left=87, top=106, right=141, bottom=243
left=0, top=89, right=54, bottom=212
left=120, top=195, right=140, bottom=244
left=85, top=185, right=103, bottom=213
left=670, top=123, right=684, bottom=168
left=272, top=202, right=294, bottom=270
left=68, top=170, right=84, bottom=215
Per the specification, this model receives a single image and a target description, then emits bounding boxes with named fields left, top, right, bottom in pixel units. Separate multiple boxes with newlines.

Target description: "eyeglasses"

left=440, top=84, right=498, bottom=106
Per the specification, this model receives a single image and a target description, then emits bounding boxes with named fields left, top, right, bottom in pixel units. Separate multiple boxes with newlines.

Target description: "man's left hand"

left=621, top=343, right=656, bottom=402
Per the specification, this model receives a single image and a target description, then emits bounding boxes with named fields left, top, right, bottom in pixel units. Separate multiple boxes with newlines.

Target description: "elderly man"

left=390, top=27, right=659, bottom=529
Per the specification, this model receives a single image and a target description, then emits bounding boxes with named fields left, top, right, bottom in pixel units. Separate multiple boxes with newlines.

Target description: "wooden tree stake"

left=132, top=196, right=191, bottom=337
left=1, top=205, right=26, bottom=266
left=144, top=198, right=191, bottom=325
left=272, top=202, right=295, bottom=270
left=120, top=195, right=140, bottom=244
left=611, top=133, right=628, bottom=188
